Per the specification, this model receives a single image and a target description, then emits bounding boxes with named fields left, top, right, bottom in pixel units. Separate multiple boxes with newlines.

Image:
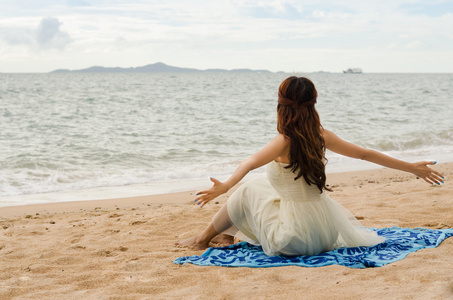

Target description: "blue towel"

left=173, top=227, right=453, bottom=268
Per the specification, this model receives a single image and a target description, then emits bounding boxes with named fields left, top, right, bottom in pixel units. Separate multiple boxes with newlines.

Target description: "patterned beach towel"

left=173, top=227, right=453, bottom=269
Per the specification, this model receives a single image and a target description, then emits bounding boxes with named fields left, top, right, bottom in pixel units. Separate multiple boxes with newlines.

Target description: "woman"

left=176, top=76, right=444, bottom=256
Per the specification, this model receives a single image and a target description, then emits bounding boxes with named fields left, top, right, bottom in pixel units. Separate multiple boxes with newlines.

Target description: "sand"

left=0, top=163, right=452, bottom=299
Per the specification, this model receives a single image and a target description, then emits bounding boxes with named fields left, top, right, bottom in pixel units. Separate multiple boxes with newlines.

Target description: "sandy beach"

left=0, top=162, right=452, bottom=299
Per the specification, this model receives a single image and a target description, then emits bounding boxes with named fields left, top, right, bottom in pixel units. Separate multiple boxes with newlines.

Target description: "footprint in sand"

left=70, top=245, right=86, bottom=250
left=130, top=221, right=147, bottom=225
left=116, top=246, right=128, bottom=252
left=70, top=233, right=85, bottom=243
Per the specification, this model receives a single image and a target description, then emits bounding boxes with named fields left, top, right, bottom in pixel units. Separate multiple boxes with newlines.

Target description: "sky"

left=0, top=0, right=452, bottom=73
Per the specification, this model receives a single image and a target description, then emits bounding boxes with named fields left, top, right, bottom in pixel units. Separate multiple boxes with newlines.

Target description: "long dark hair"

left=277, top=76, right=330, bottom=193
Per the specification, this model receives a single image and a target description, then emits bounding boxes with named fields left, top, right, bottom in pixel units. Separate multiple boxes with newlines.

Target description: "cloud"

left=0, top=16, right=72, bottom=51
left=66, top=0, right=90, bottom=7
left=35, top=17, right=72, bottom=49
left=405, top=41, right=421, bottom=49
left=0, top=27, right=33, bottom=46
left=232, top=1, right=303, bottom=20
left=398, top=0, right=453, bottom=17
left=0, top=1, right=452, bottom=72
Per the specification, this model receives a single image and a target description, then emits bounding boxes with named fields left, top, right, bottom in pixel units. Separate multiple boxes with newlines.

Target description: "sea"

left=1, top=72, right=452, bottom=207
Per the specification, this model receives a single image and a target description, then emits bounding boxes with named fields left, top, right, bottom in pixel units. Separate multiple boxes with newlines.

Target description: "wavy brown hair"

left=277, top=76, right=331, bottom=193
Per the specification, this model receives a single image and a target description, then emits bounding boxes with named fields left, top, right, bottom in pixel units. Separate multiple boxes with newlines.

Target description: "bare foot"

left=210, top=234, right=234, bottom=245
left=175, top=236, right=210, bottom=250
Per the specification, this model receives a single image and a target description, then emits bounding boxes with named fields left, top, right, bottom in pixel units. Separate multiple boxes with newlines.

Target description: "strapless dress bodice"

left=267, top=161, right=322, bottom=202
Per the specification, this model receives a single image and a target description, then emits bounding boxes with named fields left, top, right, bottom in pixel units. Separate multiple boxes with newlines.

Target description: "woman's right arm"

left=323, top=129, right=443, bottom=184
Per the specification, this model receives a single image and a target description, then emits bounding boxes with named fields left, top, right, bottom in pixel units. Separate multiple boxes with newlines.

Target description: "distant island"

left=50, top=62, right=273, bottom=73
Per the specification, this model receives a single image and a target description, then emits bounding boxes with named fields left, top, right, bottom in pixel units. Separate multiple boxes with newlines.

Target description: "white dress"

left=226, top=161, right=385, bottom=256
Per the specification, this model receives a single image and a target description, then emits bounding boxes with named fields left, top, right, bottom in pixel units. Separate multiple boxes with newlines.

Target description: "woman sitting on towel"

left=176, top=76, right=443, bottom=256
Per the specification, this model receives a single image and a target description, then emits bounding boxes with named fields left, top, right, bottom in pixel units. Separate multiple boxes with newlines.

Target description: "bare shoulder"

left=322, top=128, right=334, bottom=136
left=272, top=133, right=291, bottom=148
left=321, top=128, right=336, bottom=147
left=274, top=133, right=290, bottom=143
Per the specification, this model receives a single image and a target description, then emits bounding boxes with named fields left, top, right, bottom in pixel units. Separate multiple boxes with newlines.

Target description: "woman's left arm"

left=323, top=129, right=444, bottom=184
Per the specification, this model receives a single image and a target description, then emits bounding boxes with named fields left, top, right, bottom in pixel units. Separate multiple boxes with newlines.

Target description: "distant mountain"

left=50, top=62, right=272, bottom=73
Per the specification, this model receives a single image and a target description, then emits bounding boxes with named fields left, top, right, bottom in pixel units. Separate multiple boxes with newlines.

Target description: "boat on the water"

left=343, top=68, right=362, bottom=74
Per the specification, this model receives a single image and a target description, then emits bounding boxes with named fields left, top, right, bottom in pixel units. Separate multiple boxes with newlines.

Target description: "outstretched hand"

left=194, top=177, right=228, bottom=208
left=411, top=161, right=444, bottom=185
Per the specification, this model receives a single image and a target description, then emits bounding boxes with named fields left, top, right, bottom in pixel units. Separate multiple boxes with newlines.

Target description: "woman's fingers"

left=210, top=177, right=221, bottom=185
left=413, top=161, right=444, bottom=185
left=432, top=170, right=444, bottom=179
left=198, top=197, right=211, bottom=208
left=194, top=177, right=225, bottom=207
left=424, top=163, right=444, bottom=184
left=429, top=174, right=444, bottom=185
left=196, top=189, right=209, bottom=195
left=195, top=194, right=210, bottom=202
left=432, top=172, right=443, bottom=181
left=194, top=191, right=214, bottom=207
left=421, top=171, right=437, bottom=184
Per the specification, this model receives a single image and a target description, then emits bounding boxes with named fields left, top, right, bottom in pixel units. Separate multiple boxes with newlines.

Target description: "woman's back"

left=267, top=160, right=323, bottom=203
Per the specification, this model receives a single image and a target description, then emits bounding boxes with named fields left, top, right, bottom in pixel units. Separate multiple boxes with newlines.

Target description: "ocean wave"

left=1, top=72, right=452, bottom=204
left=360, top=129, right=453, bottom=152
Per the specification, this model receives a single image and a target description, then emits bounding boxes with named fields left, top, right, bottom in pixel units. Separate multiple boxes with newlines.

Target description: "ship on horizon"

left=343, top=68, right=362, bottom=74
